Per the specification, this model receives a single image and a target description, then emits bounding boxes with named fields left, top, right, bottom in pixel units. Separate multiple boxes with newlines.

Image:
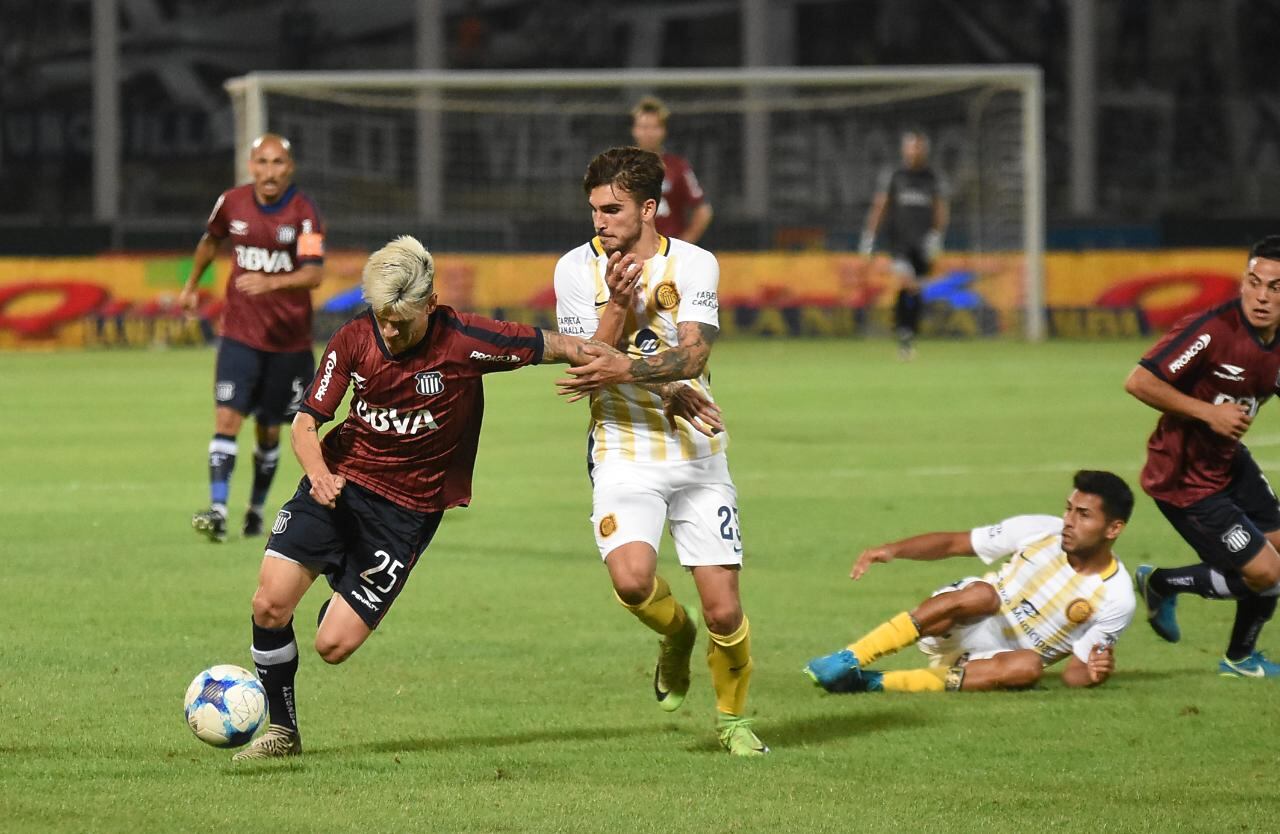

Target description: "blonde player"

left=555, top=147, right=766, bottom=756
left=805, top=471, right=1136, bottom=693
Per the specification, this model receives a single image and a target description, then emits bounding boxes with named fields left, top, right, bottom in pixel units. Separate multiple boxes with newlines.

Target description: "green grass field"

left=3, top=339, right=1279, bottom=833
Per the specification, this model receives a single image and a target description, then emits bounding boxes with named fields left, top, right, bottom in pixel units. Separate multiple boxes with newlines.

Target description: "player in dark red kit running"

left=180, top=133, right=326, bottom=543
left=1125, top=236, right=1280, bottom=678
left=232, top=235, right=713, bottom=760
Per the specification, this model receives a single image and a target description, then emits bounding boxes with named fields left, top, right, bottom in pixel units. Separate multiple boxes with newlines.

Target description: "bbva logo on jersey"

left=415, top=371, right=445, bottom=396
left=234, top=245, right=294, bottom=274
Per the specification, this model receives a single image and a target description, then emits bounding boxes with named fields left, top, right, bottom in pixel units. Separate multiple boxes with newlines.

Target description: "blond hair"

left=630, top=95, right=670, bottom=125
left=362, top=235, right=435, bottom=317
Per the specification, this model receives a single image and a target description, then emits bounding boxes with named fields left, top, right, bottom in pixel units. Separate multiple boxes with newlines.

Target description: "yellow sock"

left=848, top=612, right=920, bottom=666
left=707, top=615, right=752, bottom=716
left=880, top=667, right=948, bottom=693
left=617, top=575, right=688, bottom=637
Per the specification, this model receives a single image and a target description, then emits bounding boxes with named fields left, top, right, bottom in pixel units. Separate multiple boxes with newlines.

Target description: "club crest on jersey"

left=654, top=281, right=680, bottom=311
left=1066, top=598, right=1093, bottom=624
left=276, top=225, right=297, bottom=244
left=415, top=371, right=445, bottom=396
left=1222, top=524, right=1251, bottom=553
left=229, top=219, right=249, bottom=236
left=599, top=514, right=618, bottom=538
left=272, top=510, right=291, bottom=535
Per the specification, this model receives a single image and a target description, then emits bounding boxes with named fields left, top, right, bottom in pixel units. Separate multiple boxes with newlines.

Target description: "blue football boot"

left=804, top=649, right=869, bottom=693
left=1218, top=651, right=1280, bottom=679
left=1135, top=565, right=1180, bottom=643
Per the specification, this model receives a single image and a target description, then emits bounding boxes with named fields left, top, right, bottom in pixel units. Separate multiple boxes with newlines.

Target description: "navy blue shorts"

left=1155, top=447, right=1280, bottom=572
left=265, top=477, right=444, bottom=629
left=214, top=337, right=315, bottom=426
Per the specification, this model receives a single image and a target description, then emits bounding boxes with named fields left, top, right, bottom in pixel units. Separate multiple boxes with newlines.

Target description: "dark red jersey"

left=655, top=152, right=706, bottom=240
left=1138, top=299, right=1280, bottom=506
left=299, top=307, right=544, bottom=513
left=205, top=183, right=326, bottom=353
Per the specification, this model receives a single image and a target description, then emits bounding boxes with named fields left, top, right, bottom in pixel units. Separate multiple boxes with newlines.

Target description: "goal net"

left=226, top=68, right=1043, bottom=339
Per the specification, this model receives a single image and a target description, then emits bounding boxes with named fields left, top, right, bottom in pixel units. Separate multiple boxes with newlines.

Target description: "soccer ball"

left=183, top=664, right=266, bottom=748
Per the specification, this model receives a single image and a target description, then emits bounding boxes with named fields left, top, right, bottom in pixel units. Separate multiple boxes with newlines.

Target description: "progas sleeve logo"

left=469, top=350, right=520, bottom=363
left=315, top=350, right=338, bottom=400
left=1167, top=334, right=1210, bottom=374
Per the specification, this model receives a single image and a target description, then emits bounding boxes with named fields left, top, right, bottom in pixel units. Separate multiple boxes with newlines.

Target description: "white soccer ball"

left=183, top=664, right=266, bottom=748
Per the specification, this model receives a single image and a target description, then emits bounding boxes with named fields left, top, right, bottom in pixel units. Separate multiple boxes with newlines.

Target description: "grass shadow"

left=332, top=723, right=659, bottom=757
left=683, top=706, right=934, bottom=754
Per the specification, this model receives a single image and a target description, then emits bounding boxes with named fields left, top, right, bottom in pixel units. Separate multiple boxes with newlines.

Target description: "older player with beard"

left=554, top=146, right=765, bottom=756
left=1128, top=236, right=1280, bottom=678
left=804, top=471, right=1136, bottom=694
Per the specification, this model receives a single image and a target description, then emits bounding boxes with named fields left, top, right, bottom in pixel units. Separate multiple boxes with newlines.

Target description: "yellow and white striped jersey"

left=970, top=515, right=1136, bottom=664
left=554, top=235, right=727, bottom=465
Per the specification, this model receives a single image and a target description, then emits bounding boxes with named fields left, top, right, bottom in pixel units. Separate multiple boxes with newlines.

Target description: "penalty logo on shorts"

left=1066, top=598, right=1093, bottom=624
left=415, top=371, right=445, bottom=396
left=1222, top=524, right=1251, bottom=553
left=272, top=510, right=291, bottom=535
left=599, top=514, right=618, bottom=538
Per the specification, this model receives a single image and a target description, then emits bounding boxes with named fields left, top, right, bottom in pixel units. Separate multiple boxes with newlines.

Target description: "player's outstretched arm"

left=851, top=531, right=975, bottom=580
left=1124, top=364, right=1252, bottom=439
left=541, top=331, right=610, bottom=366
left=290, top=411, right=344, bottom=508
left=1061, top=645, right=1114, bottom=688
left=559, top=320, right=716, bottom=393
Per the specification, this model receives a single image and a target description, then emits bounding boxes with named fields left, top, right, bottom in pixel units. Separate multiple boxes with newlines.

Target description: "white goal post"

left=226, top=67, right=1044, bottom=340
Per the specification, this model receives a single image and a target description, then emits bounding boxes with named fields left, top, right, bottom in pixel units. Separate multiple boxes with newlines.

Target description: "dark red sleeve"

left=1139, top=309, right=1219, bottom=386
left=205, top=191, right=230, bottom=239
left=301, top=326, right=354, bottom=421
left=450, top=311, right=545, bottom=372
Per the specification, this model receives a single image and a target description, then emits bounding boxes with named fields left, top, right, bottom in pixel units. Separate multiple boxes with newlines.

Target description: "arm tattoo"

left=628, top=322, right=717, bottom=383
left=541, top=331, right=574, bottom=364
left=542, top=332, right=618, bottom=365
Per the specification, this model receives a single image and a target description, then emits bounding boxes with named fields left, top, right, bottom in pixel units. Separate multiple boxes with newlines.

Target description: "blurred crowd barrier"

left=0, top=249, right=1246, bottom=350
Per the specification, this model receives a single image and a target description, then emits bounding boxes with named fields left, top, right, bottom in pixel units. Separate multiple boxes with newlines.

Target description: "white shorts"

left=916, top=577, right=1032, bottom=667
left=590, top=452, right=743, bottom=567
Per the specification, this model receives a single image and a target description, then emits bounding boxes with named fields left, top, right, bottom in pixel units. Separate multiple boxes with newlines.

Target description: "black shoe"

left=192, top=509, right=228, bottom=543
left=243, top=509, right=265, bottom=537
